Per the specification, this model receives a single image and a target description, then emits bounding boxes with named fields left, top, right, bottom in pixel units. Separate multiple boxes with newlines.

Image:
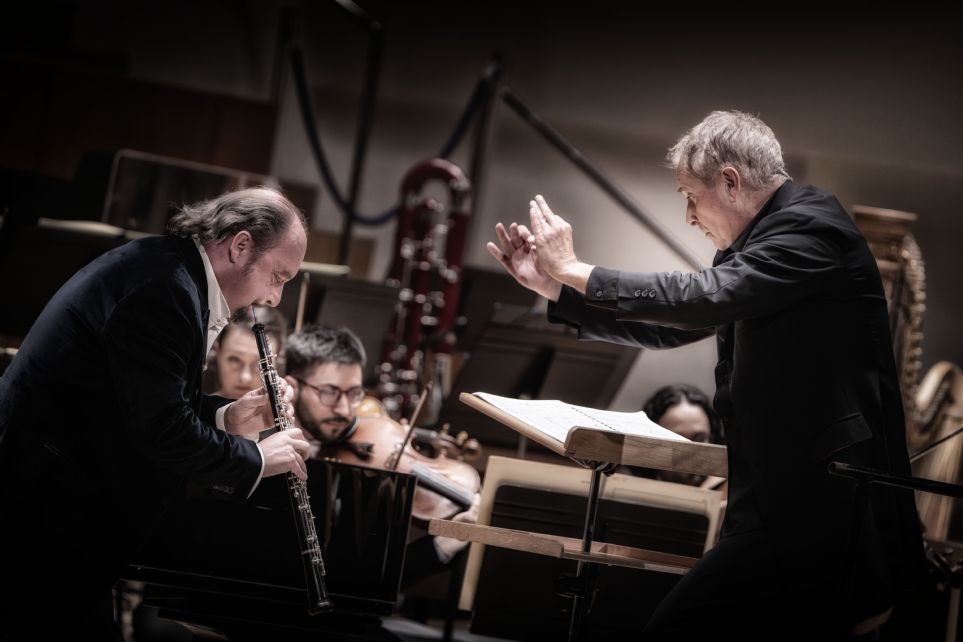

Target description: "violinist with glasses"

left=282, top=324, right=481, bottom=590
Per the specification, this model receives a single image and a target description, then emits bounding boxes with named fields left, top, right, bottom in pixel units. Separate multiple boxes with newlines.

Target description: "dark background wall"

left=2, top=0, right=960, bottom=408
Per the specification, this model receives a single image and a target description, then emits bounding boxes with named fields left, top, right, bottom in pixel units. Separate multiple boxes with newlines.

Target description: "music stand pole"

left=567, top=464, right=604, bottom=642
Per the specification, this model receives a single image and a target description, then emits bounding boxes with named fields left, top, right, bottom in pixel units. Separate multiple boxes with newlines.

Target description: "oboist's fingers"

left=292, top=453, right=308, bottom=480
left=289, top=427, right=310, bottom=455
left=279, top=378, right=294, bottom=403
left=290, top=429, right=310, bottom=479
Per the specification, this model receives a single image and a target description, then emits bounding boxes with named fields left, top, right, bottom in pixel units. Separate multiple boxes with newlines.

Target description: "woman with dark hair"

left=643, top=383, right=724, bottom=445
left=623, top=383, right=726, bottom=488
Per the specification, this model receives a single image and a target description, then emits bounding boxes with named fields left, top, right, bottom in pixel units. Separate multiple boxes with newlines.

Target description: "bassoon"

left=378, top=158, right=471, bottom=421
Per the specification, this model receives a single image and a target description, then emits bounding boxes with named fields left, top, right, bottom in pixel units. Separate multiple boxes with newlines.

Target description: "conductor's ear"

left=720, top=167, right=741, bottom=201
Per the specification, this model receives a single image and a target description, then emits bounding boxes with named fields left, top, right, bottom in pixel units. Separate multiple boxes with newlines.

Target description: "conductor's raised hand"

left=486, top=220, right=561, bottom=301
left=259, top=427, right=311, bottom=480
left=529, top=195, right=578, bottom=281
left=529, top=195, right=594, bottom=293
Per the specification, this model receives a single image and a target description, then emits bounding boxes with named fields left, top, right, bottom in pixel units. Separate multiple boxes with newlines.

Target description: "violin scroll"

left=411, top=424, right=481, bottom=463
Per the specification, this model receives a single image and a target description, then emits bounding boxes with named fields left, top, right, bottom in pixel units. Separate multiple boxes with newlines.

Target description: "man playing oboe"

left=0, top=187, right=312, bottom=640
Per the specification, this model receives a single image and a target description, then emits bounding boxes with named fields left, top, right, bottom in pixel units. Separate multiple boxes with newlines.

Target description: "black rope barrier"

left=290, top=47, right=490, bottom=227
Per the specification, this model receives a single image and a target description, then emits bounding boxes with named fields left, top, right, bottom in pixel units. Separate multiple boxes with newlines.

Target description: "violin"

left=356, top=395, right=481, bottom=463
left=322, top=410, right=481, bottom=523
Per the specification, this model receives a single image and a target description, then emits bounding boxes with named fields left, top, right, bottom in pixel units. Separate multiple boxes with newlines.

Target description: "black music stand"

left=276, top=272, right=398, bottom=385
left=127, top=459, right=417, bottom=638
left=0, top=217, right=131, bottom=341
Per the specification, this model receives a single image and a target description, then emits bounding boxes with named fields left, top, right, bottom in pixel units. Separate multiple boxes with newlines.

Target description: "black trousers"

left=643, top=528, right=858, bottom=642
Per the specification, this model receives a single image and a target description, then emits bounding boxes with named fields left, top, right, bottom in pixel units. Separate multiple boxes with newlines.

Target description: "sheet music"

left=474, top=392, right=688, bottom=444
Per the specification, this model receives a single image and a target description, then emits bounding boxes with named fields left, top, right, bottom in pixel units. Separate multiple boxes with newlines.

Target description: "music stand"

left=0, top=217, right=137, bottom=341
left=432, top=394, right=728, bottom=641
left=100, top=149, right=275, bottom=234
left=436, top=303, right=641, bottom=451
left=456, top=456, right=724, bottom=640
left=276, top=272, right=398, bottom=385
left=128, top=459, right=417, bottom=636
left=454, top=267, right=542, bottom=352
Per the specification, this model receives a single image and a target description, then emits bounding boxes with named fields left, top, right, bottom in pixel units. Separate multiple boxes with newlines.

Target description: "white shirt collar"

left=193, top=237, right=233, bottom=356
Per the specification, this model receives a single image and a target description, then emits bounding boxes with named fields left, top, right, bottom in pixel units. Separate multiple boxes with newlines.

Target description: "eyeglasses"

left=295, top=378, right=366, bottom=407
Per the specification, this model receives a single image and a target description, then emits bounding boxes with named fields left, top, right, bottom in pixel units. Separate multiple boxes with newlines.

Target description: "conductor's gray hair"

left=666, top=110, right=791, bottom=191
left=167, top=186, right=307, bottom=259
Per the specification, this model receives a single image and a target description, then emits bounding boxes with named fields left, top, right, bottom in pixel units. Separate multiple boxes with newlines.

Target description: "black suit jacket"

left=549, top=182, right=925, bottom=624
left=0, top=235, right=261, bottom=594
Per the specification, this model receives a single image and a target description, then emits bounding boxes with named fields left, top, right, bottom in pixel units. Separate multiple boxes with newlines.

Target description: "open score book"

left=472, top=392, right=690, bottom=446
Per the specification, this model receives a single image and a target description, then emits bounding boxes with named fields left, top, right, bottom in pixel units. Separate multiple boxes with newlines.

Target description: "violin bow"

left=388, top=381, right=432, bottom=471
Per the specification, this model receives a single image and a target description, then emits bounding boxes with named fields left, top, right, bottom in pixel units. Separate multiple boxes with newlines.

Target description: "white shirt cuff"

left=215, top=404, right=228, bottom=430
left=246, top=443, right=266, bottom=500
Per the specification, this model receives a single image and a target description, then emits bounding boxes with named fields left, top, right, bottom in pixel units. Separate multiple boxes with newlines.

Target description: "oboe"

left=252, top=319, right=333, bottom=615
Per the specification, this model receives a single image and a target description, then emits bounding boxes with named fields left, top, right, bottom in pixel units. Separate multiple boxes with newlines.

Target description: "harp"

left=853, top=205, right=963, bottom=540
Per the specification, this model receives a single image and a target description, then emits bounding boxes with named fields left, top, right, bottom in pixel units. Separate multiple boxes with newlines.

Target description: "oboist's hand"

left=224, top=378, right=296, bottom=438
left=528, top=194, right=594, bottom=293
left=486, top=220, right=562, bottom=301
left=260, top=427, right=311, bottom=481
